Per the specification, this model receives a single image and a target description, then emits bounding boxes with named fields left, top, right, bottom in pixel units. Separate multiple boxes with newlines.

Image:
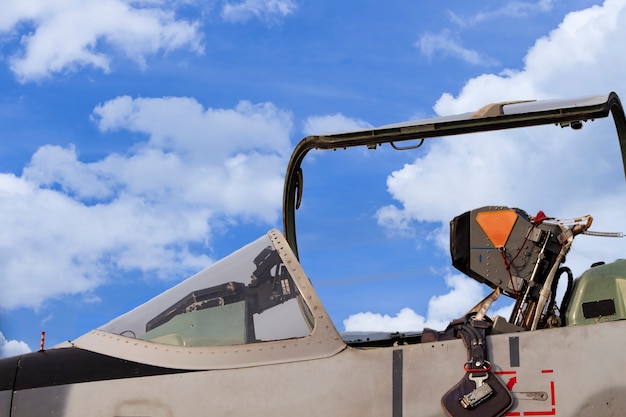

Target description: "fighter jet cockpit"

left=98, top=233, right=314, bottom=347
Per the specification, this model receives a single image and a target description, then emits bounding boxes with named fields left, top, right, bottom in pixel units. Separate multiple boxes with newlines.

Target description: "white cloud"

left=92, top=97, right=292, bottom=161
left=343, top=273, right=486, bottom=332
left=302, top=113, right=373, bottom=136
left=376, top=205, right=415, bottom=238
left=434, top=0, right=626, bottom=114
left=0, top=331, right=31, bottom=358
left=416, top=30, right=498, bottom=67
left=343, top=307, right=426, bottom=333
left=1, top=97, right=293, bottom=310
left=419, top=1, right=558, bottom=66
left=221, top=0, right=297, bottom=23
left=380, top=0, right=626, bottom=278
left=425, top=274, right=485, bottom=329
left=449, top=0, right=556, bottom=27
left=1, top=0, right=203, bottom=82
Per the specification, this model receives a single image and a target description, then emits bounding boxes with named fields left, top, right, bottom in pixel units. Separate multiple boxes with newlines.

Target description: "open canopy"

left=282, top=93, right=626, bottom=257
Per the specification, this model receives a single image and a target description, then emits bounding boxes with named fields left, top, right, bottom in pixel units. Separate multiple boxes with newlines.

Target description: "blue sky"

left=2, top=0, right=626, bottom=356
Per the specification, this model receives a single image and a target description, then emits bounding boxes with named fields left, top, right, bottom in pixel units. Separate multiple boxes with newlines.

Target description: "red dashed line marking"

left=523, top=409, right=556, bottom=416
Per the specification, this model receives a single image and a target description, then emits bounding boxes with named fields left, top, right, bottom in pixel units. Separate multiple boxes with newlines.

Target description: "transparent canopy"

left=99, top=233, right=314, bottom=347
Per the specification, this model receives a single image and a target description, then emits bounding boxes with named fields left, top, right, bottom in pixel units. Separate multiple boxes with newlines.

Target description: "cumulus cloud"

left=0, top=331, right=31, bottom=358
left=302, top=113, right=373, bottom=136
left=343, top=273, right=488, bottom=332
left=0, top=0, right=204, bottom=82
left=376, top=205, right=416, bottom=238
left=379, top=0, right=626, bottom=275
left=1, top=97, right=293, bottom=310
left=434, top=0, right=626, bottom=114
left=343, top=307, right=426, bottom=333
left=221, top=0, right=297, bottom=23
left=92, top=96, right=292, bottom=163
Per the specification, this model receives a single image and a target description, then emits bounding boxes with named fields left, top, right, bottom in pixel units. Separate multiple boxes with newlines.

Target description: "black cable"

left=559, top=267, right=574, bottom=324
